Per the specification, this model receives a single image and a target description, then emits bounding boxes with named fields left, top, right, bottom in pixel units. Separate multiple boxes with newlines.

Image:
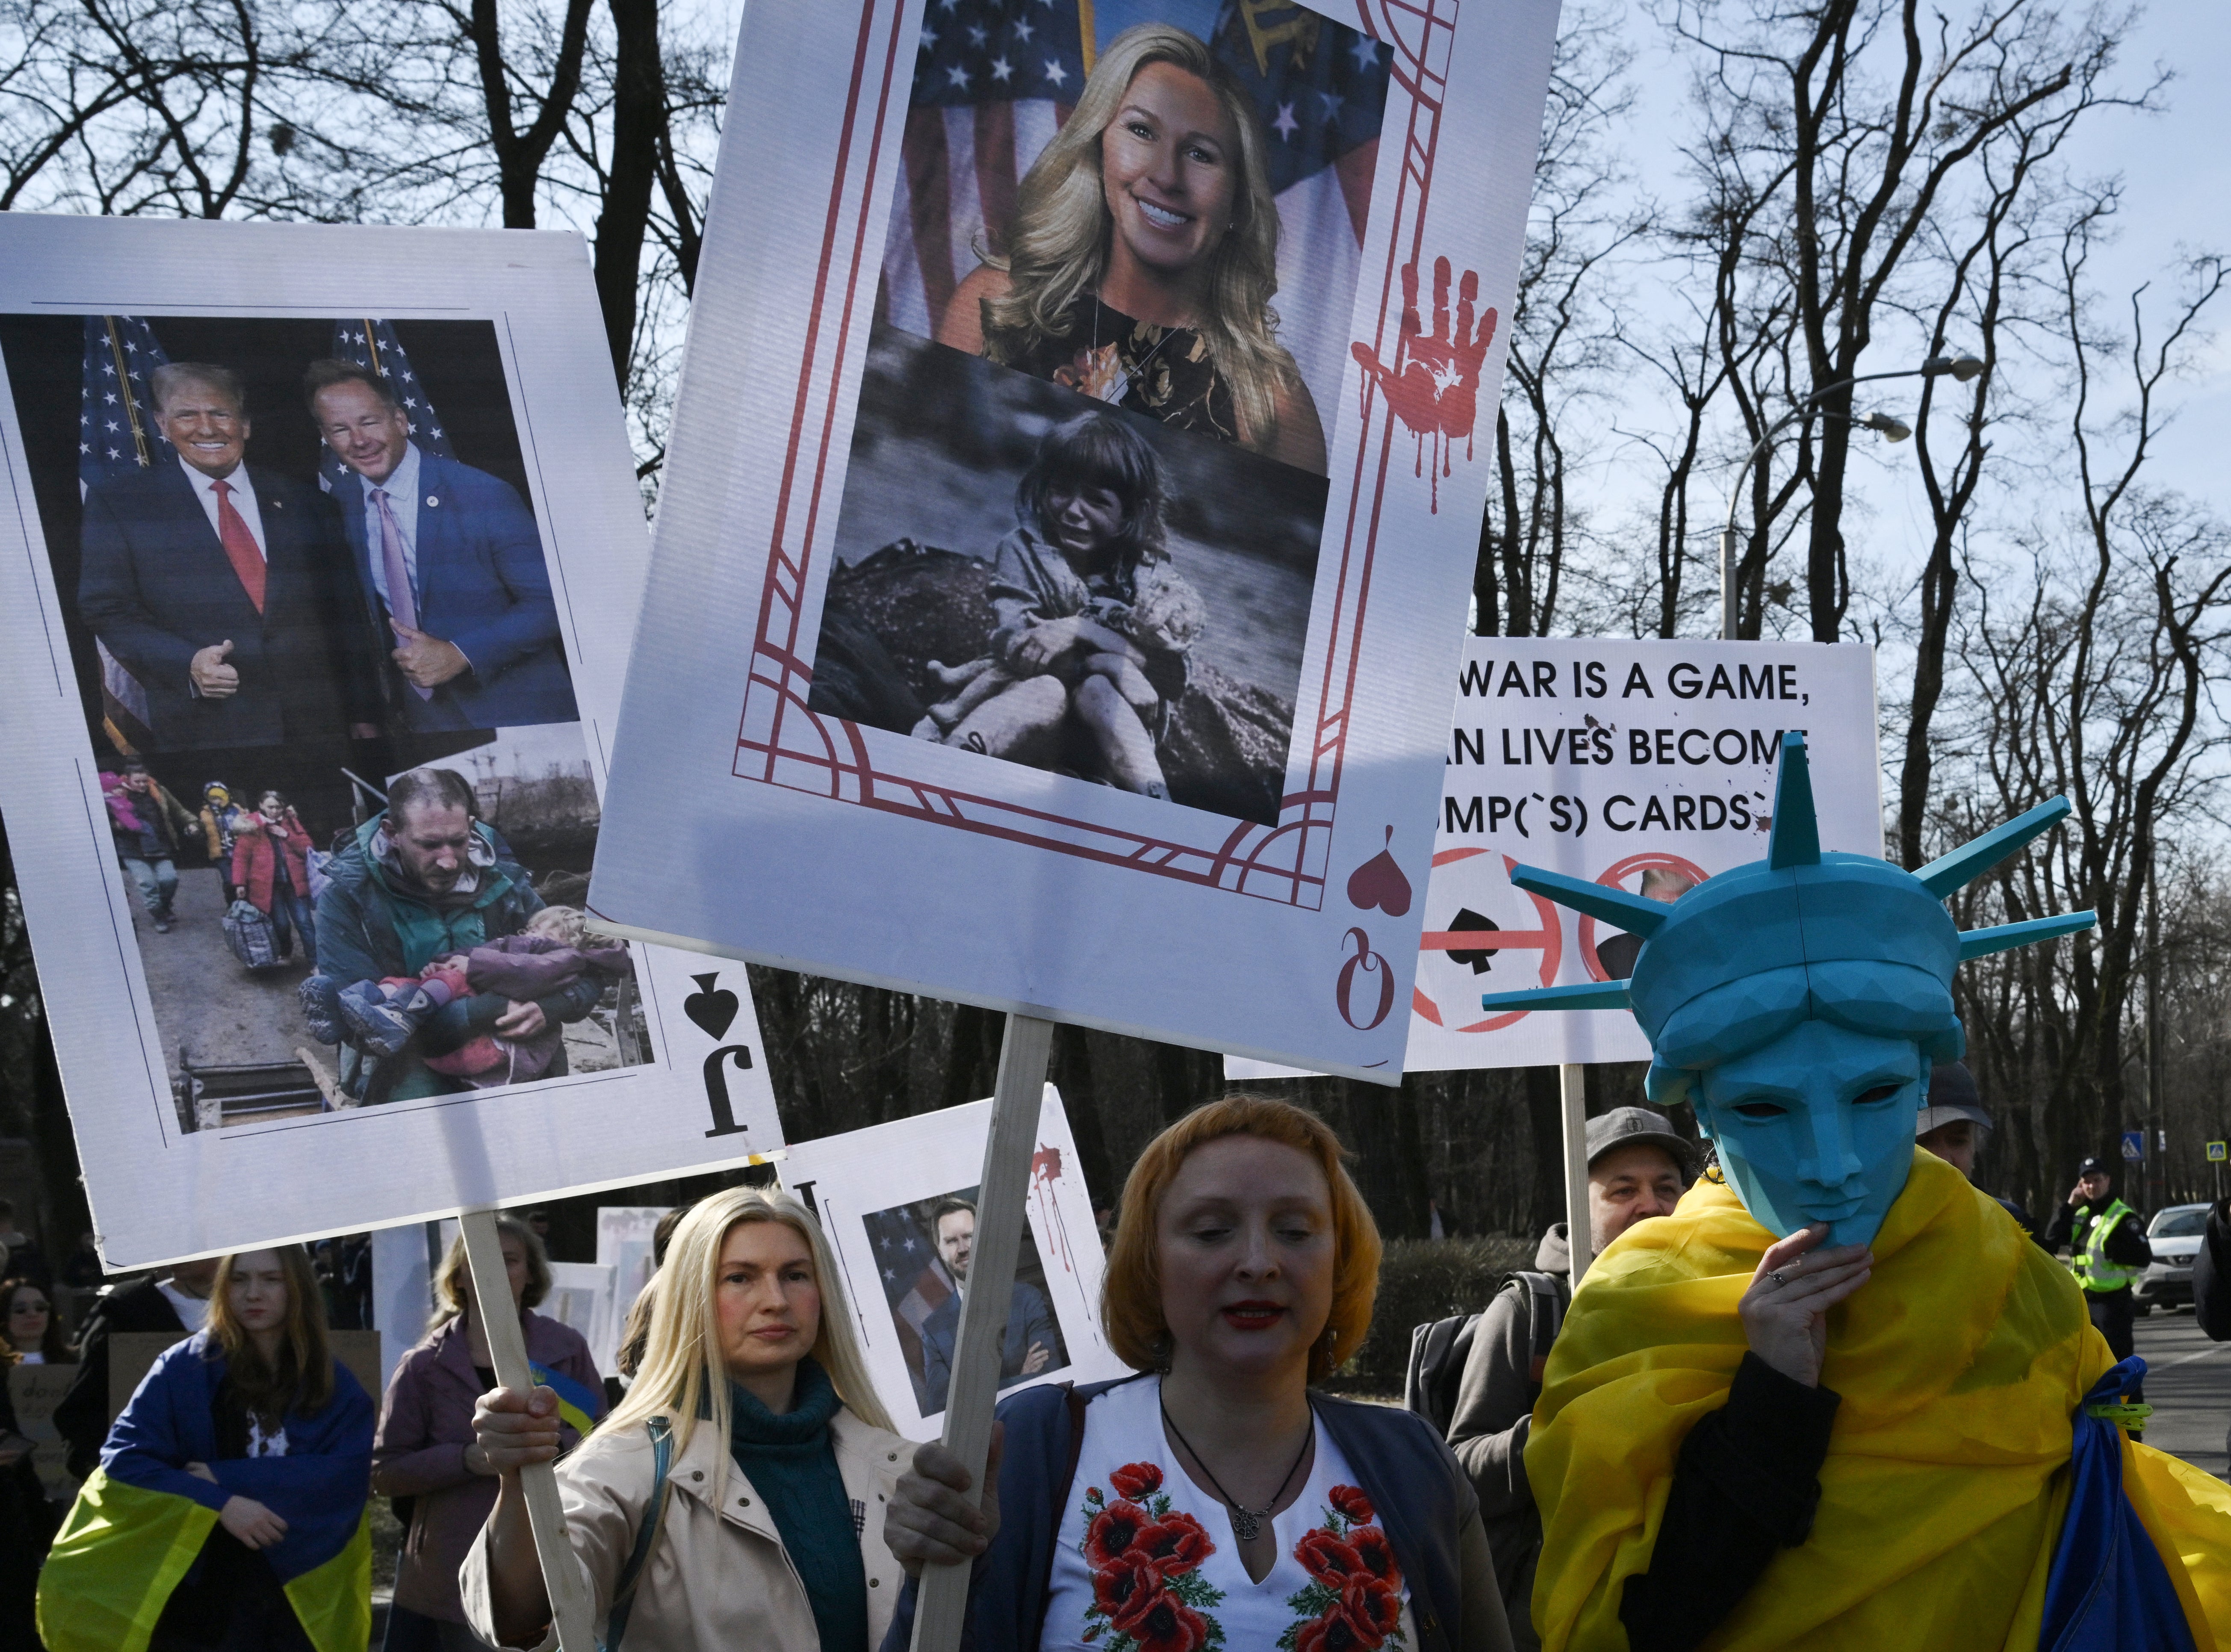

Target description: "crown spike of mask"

left=1476, top=731, right=2095, bottom=1022
left=1913, top=796, right=2072, bottom=898
left=1766, top=731, right=1822, bottom=870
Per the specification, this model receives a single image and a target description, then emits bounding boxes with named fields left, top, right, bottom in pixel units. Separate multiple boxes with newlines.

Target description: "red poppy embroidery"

left=1329, top=1485, right=1375, bottom=1524
left=1296, top=1529, right=1366, bottom=1584
left=1110, top=1461, right=1164, bottom=1500
left=1080, top=1465, right=1226, bottom=1651
left=1278, top=1489, right=1406, bottom=1652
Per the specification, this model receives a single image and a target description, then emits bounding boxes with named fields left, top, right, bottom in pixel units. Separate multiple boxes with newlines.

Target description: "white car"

left=2133, top=1203, right=2210, bottom=1314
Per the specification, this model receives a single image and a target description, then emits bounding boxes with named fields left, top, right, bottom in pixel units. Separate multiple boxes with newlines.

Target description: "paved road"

left=127, top=862, right=319, bottom=1077
left=2133, top=1308, right=2229, bottom=1476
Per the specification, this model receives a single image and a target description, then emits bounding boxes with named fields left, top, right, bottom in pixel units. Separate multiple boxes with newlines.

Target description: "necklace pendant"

left=1230, top=1508, right=1261, bottom=1543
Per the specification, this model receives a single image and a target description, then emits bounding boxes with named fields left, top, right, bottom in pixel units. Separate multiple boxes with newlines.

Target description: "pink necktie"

left=373, top=487, right=433, bottom=700
left=208, top=479, right=266, bottom=612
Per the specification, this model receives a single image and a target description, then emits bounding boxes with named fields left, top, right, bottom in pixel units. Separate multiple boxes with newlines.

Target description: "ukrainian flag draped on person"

left=37, top=1331, right=374, bottom=1652
left=1525, top=1150, right=2231, bottom=1651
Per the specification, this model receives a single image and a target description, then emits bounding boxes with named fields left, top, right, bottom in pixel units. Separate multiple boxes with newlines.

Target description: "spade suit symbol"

left=684, top=973, right=739, bottom=1040
left=1444, top=908, right=1502, bottom=974
left=1346, top=826, right=1414, bottom=917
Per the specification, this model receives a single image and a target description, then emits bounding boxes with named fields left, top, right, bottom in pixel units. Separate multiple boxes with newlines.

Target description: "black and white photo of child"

left=809, top=323, right=1323, bottom=826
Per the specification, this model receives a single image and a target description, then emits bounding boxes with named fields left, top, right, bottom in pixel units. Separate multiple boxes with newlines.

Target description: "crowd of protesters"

left=3, top=1071, right=2225, bottom=1650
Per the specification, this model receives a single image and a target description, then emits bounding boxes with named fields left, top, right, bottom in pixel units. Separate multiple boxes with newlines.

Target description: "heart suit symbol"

left=683, top=973, right=739, bottom=1040
left=1346, top=826, right=1414, bottom=917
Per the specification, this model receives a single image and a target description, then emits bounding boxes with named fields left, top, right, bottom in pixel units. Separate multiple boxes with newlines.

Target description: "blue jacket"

left=919, top=1281, right=1060, bottom=1416
left=880, top=1375, right=1486, bottom=1652
left=103, top=1330, right=374, bottom=1585
left=78, top=461, right=377, bottom=749
left=331, top=449, right=577, bottom=731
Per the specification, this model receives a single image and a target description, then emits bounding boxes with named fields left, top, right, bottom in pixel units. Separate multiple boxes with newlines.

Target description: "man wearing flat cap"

left=1446, top=1105, right=1694, bottom=1649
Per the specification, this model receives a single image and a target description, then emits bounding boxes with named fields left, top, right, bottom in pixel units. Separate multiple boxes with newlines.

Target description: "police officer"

left=2044, top=1155, right=2153, bottom=1420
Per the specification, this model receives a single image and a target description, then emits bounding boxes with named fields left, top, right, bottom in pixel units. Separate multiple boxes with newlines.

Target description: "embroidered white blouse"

left=1041, top=1375, right=1417, bottom=1652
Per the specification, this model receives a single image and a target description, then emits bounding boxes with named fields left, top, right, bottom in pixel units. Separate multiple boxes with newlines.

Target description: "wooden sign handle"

left=460, top=1208, right=600, bottom=1652
left=909, top=1012, right=1056, bottom=1652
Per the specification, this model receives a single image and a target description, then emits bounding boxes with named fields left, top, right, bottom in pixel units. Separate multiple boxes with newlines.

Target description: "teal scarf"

left=729, top=1359, right=868, bottom=1652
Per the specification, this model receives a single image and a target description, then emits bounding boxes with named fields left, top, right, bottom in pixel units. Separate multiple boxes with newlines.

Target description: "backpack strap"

left=602, top=1416, right=674, bottom=1651
left=1513, top=1271, right=1569, bottom=1386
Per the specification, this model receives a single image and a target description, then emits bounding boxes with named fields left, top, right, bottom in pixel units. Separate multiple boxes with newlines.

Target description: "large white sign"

left=1230, top=637, right=1882, bottom=1074
left=586, top=0, right=1561, bottom=1082
left=0, top=215, right=780, bottom=1267
left=779, top=1086, right=1125, bottom=1442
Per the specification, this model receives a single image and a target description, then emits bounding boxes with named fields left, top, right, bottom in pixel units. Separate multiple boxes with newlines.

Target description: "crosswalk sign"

left=2122, top=1131, right=2144, bottom=1162
left=2209, top=1141, right=2227, bottom=1163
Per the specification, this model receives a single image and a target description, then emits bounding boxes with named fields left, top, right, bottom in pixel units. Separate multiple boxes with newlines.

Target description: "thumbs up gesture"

left=190, top=639, right=240, bottom=697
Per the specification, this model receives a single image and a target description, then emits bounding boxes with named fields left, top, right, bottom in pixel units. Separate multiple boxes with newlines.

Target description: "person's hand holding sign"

left=886, top=1423, right=1004, bottom=1577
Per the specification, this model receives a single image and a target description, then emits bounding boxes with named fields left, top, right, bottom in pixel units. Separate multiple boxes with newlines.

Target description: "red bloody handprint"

left=1350, top=255, right=1499, bottom=511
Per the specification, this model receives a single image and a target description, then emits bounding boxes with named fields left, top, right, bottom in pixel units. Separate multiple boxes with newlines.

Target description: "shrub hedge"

left=1331, top=1234, right=1540, bottom=1397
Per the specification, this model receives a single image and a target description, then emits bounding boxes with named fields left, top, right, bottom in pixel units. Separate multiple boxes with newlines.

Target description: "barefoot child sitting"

left=915, top=412, right=1204, bottom=799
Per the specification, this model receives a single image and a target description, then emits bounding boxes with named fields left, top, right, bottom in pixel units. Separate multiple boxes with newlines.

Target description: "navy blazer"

left=78, top=461, right=375, bottom=749
left=919, top=1280, right=1062, bottom=1415
left=881, top=1375, right=1487, bottom=1652
left=331, top=450, right=578, bottom=732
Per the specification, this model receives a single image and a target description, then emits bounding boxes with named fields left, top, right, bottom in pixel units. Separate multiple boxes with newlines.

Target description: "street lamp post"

left=1717, top=354, right=1984, bottom=641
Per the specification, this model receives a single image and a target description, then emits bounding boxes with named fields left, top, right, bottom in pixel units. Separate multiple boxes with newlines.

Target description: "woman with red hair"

left=882, top=1094, right=1511, bottom=1651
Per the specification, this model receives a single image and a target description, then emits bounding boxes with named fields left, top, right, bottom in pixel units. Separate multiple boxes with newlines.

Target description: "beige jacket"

left=459, top=1406, right=909, bottom=1651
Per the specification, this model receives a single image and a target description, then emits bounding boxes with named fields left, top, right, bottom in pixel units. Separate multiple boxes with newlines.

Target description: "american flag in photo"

left=319, top=319, right=454, bottom=494
left=80, top=315, right=175, bottom=743
left=880, top=0, right=1390, bottom=427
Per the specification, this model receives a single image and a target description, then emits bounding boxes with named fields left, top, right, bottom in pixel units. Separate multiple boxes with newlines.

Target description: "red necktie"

left=209, top=478, right=266, bottom=614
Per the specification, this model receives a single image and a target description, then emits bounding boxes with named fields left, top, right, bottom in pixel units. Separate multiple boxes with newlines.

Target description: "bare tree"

left=1473, top=6, right=1642, bottom=637
left=1670, top=0, right=2134, bottom=642
left=1948, top=237, right=2228, bottom=1196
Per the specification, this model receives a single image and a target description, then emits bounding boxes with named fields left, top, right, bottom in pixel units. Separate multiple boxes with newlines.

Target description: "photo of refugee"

left=0, top=313, right=627, bottom=1131
left=864, top=1186, right=1069, bottom=1419
left=809, top=325, right=1322, bottom=825
left=882, top=0, right=1392, bottom=470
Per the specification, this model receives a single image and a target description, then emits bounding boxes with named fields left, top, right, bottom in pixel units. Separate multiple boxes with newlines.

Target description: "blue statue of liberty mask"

left=1691, top=1021, right=1925, bottom=1248
left=1480, top=732, right=2095, bottom=1247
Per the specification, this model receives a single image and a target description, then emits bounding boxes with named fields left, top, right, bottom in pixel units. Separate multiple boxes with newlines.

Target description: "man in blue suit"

left=916, top=1197, right=1062, bottom=1415
left=307, top=360, right=578, bottom=732
left=78, top=363, right=378, bottom=751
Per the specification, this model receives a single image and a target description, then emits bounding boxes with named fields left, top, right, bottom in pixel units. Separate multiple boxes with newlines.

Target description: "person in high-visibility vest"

left=2045, top=1155, right=2155, bottom=1422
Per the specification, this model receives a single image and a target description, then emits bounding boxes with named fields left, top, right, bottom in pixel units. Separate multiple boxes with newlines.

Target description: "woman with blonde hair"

left=462, top=1187, right=909, bottom=1650
left=938, top=23, right=1328, bottom=475
left=374, top=1215, right=600, bottom=1650
left=884, top=1094, right=1512, bottom=1651
left=39, top=1245, right=373, bottom=1652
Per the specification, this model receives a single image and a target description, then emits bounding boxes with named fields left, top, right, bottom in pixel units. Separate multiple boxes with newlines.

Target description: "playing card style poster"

left=779, top=1086, right=1124, bottom=1441
left=588, top=0, right=1561, bottom=1082
left=0, top=215, right=780, bottom=1268
left=1226, top=637, right=1883, bottom=1077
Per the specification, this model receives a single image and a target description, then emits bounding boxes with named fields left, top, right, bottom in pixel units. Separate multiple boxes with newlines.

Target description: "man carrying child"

left=308, top=767, right=614, bottom=1102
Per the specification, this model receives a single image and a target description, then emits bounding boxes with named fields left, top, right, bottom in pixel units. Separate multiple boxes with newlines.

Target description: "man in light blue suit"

left=307, top=359, right=578, bottom=732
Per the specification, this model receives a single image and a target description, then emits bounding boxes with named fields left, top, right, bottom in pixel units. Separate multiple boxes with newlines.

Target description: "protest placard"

left=778, top=1084, right=1124, bottom=1441
left=543, top=1262, right=618, bottom=1375
left=587, top=0, right=1562, bottom=1084
left=593, top=1203, right=670, bottom=1369
left=1228, top=636, right=1883, bottom=1076
left=0, top=215, right=782, bottom=1270
left=9, top=1361, right=78, bottom=1502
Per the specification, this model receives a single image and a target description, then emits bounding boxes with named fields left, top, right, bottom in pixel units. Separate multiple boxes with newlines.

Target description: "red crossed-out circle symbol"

left=1577, top=851, right=1710, bottom=982
left=1412, top=850, right=1564, bottom=1033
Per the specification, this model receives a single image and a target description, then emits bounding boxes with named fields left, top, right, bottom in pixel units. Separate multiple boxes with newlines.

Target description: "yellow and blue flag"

left=38, top=1331, right=373, bottom=1652
left=532, top=1359, right=605, bottom=1440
